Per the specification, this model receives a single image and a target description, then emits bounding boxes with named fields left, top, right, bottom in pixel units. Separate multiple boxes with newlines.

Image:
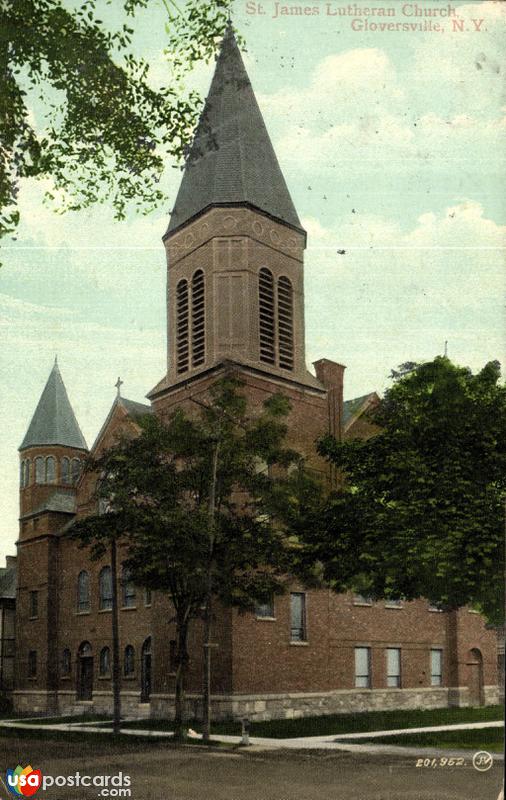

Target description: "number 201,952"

left=416, top=757, right=465, bottom=768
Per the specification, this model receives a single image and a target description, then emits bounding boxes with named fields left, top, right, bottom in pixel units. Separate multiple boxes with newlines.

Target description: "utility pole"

left=110, top=538, right=121, bottom=734
left=202, top=433, right=220, bottom=743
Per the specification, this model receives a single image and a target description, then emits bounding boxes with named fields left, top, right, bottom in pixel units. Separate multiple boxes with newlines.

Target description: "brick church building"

left=13, top=27, right=498, bottom=720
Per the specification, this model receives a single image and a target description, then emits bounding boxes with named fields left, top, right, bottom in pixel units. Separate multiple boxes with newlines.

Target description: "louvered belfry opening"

left=176, top=279, right=189, bottom=374
left=259, top=267, right=275, bottom=365
left=278, top=276, right=294, bottom=370
left=191, top=269, right=205, bottom=367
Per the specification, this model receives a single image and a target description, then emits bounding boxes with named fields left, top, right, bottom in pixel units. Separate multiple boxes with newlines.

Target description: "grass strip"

left=340, top=727, right=504, bottom=753
left=110, top=705, right=504, bottom=739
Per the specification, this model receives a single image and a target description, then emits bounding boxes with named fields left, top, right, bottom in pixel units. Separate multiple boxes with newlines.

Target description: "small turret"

left=19, top=360, right=88, bottom=526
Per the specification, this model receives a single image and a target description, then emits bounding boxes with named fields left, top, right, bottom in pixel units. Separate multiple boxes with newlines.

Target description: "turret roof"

left=19, top=360, right=88, bottom=451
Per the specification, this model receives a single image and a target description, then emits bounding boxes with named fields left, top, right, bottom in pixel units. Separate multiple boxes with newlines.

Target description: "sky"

left=0, top=0, right=504, bottom=559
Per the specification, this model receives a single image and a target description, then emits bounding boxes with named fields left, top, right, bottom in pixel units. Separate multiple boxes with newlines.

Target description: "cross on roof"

left=115, top=377, right=123, bottom=398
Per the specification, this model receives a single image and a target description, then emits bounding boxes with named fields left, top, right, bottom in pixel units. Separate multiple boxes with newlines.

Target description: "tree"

left=74, top=376, right=322, bottom=741
left=72, top=499, right=126, bottom=733
left=0, top=0, right=233, bottom=240
left=310, top=357, right=506, bottom=624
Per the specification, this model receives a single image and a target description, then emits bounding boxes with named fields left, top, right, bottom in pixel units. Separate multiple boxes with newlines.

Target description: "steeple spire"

left=165, top=25, right=302, bottom=237
left=19, top=361, right=87, bottom=451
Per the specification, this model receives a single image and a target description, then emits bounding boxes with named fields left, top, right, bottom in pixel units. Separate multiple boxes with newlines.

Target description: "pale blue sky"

left=1, top=0, right=504, bottom=559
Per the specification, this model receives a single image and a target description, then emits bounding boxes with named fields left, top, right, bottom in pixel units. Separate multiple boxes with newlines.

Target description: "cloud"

left=303, top=201, right=505, bottom=394
left=259, top=48, right=405, bottom=123
left=411, top=1, right=505, bottom=116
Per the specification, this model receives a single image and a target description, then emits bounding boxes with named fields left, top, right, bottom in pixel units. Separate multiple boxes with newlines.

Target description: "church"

left=13, top=26, right=498, bottom=721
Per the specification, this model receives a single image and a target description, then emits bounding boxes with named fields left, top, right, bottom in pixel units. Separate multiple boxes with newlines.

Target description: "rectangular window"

left=431, top=649, right=443, bottom=686
left=386, top=648, right=401, bottom=688
left=121, top=567, right=136, bottom=608
left=290, top=592, right=306, bottom=641
left=29, top=591, right=38, bottom=619
left=385, top=598, right=403, bottom=608
left=255, top=596, right=275, bottom=619
left=354, top=594, right=373, bottom=606
left=28, top=650, right=37, bottom=678
left=144, top=588, right=152, bottom=607
left=355, top=647, right=371, bottom=688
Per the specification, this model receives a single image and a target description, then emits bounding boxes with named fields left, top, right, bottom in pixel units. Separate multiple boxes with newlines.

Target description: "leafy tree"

left=72, top=497, right=126, bottom=733
left=0, top=0, right=233, bottom=240
left=74, top=376, right=322, bottom=740
left=310, top=357, right=506, bottom=624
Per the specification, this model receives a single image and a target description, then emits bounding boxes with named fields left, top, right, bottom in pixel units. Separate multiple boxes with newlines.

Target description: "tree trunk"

left=202, top=595, right=212, bottom=743
left=111, top=539, right=121, bottom=734
left=202, top=438, right=219, bottom=743
left=173, top=611, right=189, bottom=742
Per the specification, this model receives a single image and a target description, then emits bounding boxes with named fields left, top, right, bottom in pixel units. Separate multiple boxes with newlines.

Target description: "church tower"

left=16, top=362, right=87, bottom=713
left=150, top=25, right=324, bottom=398
left=19, top=359, right=88, bottom=527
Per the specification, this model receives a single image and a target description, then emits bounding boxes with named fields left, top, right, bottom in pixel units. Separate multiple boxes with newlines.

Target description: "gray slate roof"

left=166, top=25, right=302, bottom=236
left=91, top=395, right=153, bottom=453
left=0, top=567, right=16, bottom=599
left=30, top=489, right=77, bottom=517
left=119, top=398, right=153, bottom=419
left=343, top=393, right=376, bottom=427
left=20, top=361, right=88, bottom=451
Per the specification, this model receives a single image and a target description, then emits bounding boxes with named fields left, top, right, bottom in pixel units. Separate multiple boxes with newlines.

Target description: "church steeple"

left=20, top=360, right=87, bottom=452
left=166, top=25, right=302, bottom=237
left=150, top=25, right=318, bottom=400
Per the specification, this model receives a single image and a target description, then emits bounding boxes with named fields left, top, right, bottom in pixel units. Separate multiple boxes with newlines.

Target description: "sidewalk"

left=1, top=717, right=503, bottom=759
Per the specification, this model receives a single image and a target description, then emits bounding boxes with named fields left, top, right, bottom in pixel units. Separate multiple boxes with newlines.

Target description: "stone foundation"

left=150, top=686, right=478, bottom=722
left=12, top=690, right=151, bottom=719
left=13, top=685, right=500, bottom=721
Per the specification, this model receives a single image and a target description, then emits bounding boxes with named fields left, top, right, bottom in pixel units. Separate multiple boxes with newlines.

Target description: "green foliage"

left=0, top=0, right=233, bottom=239
left=75, top=377, right=320, bottom=612
left=73, top=376, right=323, bottom=734
left=313, top=357, right=506, bottom=623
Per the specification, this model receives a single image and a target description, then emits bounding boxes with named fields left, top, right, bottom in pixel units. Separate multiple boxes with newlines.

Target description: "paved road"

left=0, top=734, right=502, bottom=800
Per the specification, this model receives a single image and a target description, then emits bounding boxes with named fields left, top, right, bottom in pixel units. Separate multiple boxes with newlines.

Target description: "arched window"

left=35, top=457, right=45, bottom=484
left=78, top=641, right=92, bottom=657
left=99, top=566, right=113, bottom=611
left=124, top=645, right=135, bottom=677
left=61, top=648, right=71, bottom=676
left=61, top=457, right=70, bottom=484
left=99, top=647, right=111, bottom=676
left=71, top=458, right=81, bottom=484
left=277, top=276, right=294, bottom=371
left=258, top=268, right=275, bottom=365
left=176, top=279, right=189, bottom=374
left=46, top=456, right=56, bottom=483
left=20, top=460, right=29, bottom=488
left=191, top=269, right=205, bottom=368
left=121, top=564, right=136, bottom=608
left=77, top=570, right=90, bottom=612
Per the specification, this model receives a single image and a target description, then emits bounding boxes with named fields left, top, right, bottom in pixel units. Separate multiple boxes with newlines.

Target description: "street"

left=0, top=735, right=502, bottom=800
